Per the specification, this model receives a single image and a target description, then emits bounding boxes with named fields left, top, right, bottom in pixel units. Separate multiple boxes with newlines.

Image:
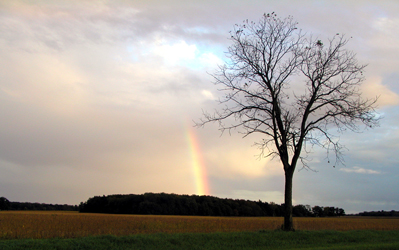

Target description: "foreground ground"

left=1, top=211, right=399, bottom=239
left=1, top=211, right=399, bottom=249
left=1, top=230, right=399, bottom=250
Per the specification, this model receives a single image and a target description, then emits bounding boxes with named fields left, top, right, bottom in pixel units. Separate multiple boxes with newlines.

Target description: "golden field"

left=1, top=211, right=398, bottom=239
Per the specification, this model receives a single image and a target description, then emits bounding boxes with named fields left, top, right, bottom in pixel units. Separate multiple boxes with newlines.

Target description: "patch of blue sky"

left=124, top=39, right=224, bottom=70
left=125, top=45, right=141, bottom=62
left=153, top=40, right=224, bottom=69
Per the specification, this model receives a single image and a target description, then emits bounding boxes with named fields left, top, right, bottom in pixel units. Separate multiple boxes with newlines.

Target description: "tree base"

left=281, top=224, right=295, bottom=232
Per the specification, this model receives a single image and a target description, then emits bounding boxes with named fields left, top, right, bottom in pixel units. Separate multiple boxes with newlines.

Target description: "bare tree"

left=197, top=13, right=379, bottom=231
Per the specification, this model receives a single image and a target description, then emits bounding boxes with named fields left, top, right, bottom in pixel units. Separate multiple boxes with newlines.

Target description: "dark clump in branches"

left=197, top=13, right=379, bottom=231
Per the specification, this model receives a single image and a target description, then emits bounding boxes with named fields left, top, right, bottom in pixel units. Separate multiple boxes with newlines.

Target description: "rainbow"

left=186, top=125, right=210, bottom=196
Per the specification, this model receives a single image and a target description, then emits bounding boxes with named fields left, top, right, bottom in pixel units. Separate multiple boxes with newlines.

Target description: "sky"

left=0, top=0, right=398, bottom=214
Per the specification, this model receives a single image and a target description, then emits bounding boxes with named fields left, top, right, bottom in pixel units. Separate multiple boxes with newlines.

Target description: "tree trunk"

left=283, top=169, right=295, bottom=231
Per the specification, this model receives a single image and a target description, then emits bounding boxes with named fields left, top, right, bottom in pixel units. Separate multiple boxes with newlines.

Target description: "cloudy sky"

left=0, top=0, right=398, bottom=214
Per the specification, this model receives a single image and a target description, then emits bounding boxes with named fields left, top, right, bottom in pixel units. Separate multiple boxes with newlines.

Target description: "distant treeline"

left=0, top=197, right=78, bottom=211
left=79, top=193, right=345, bottom=217
left=357, top=210, right=399, bottom=217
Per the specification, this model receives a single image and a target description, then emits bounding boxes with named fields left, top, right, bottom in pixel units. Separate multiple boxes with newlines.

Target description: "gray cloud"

left=339, top=167, right=381, bottom=174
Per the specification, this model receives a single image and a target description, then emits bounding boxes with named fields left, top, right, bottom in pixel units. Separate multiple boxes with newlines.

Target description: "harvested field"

left=1, top=211, right=398, bottom=239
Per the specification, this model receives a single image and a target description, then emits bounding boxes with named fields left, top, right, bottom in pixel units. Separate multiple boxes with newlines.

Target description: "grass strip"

left=0, top=230, right=398, bottom=250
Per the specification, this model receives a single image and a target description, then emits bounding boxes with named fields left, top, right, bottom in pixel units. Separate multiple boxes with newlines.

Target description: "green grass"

left=1, top=230, right=399, bottom=250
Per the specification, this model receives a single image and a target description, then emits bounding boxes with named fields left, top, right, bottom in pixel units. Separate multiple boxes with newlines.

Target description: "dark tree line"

left=0, top=197, right=10, bottom=210
left=357, top=210, right=399, bottom=217
left=0, top=197, right=78, bottom=211
left=79, top=193, right=345, bottom=217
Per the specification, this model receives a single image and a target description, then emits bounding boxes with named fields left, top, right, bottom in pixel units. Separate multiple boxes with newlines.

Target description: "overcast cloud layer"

left=0, top=0, right=398, bottom=213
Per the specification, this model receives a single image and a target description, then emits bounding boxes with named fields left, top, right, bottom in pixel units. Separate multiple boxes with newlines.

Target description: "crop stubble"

left=1, top=211, right=398, bottom=239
